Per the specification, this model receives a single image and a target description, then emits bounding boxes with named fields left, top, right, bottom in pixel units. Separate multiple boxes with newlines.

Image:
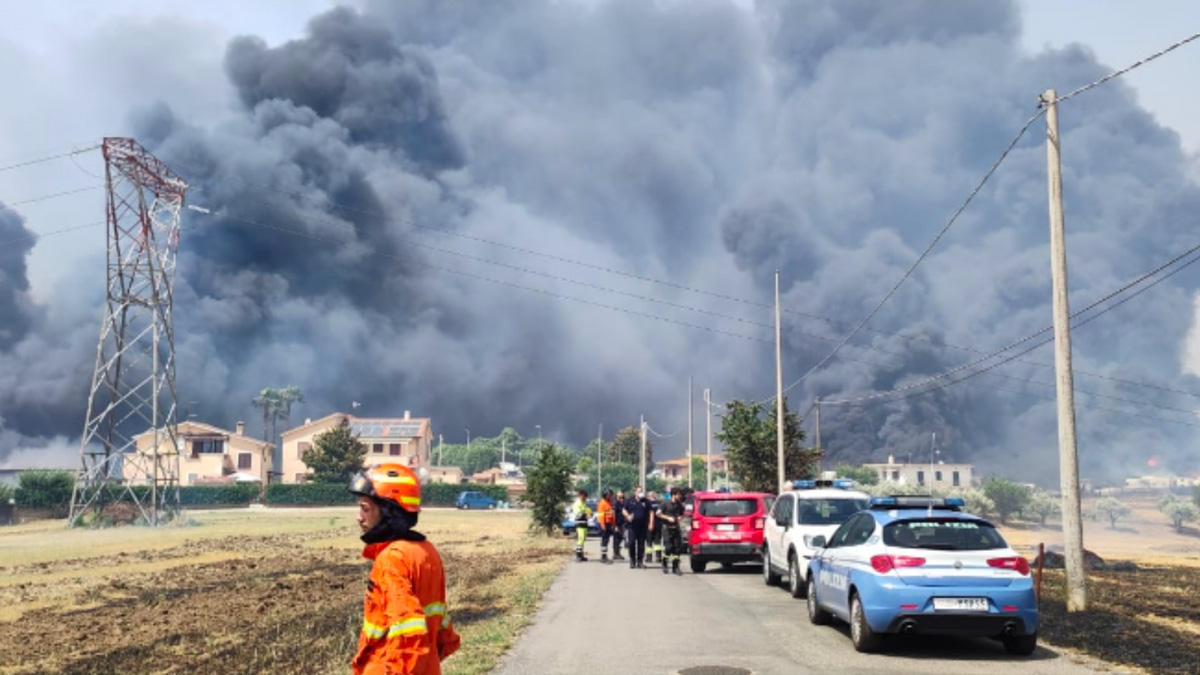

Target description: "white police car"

left=762, top=478, right=870, bottom=599
left=805, top=496, right=1038, bottom=655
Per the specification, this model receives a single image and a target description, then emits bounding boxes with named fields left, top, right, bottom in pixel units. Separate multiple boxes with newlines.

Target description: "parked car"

left=561, top=498, right=601, bottom=536
left=762, top=478, right=871, bottom=598
left=456, top=490, right=498, bottom=510
left=687, top=491, right=775, bottom=573
left=805, top=495, right=1038, bottom=655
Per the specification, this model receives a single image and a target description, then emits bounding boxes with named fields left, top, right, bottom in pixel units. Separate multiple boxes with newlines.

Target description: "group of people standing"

left=570, top=486, right=690, bottom=575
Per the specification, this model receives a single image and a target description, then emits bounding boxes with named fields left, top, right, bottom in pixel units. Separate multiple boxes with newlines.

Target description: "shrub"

left=15, top=470, right=75, bottom=510
left=1094, top=496, right=1132, bottom=529
left=0, top=483, right=14, bottom=504
left=982, top=477, right=1030, bottom=524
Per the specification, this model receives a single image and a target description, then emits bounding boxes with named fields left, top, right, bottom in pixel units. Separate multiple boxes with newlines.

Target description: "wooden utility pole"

left=1042, top=88, right=1087, bottom=611
left=597, top=423, right=603, bottom=496
left=639, top=415, right=647, bottom=492
left=687, top=377, right=694, bottom=489
left=814, top=397, right=822, bottom=472
left=775, top=271, right=786, bottom=493
left=704, top=388, right=713, bottom=491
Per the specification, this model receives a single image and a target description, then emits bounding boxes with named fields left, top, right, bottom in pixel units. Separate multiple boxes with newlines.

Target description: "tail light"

left=987, top=556, right=1031, bottom=576
left=691, top=517, right=702, bottom=531
left=870, top=555, right=926, bottom=574
left=753, top=517, right=765, bottom=530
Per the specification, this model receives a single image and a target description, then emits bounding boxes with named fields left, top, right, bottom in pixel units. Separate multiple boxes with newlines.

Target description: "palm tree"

left=252, top=388, right=281, bottom=443
left=276, top=385, right=305, bottom=439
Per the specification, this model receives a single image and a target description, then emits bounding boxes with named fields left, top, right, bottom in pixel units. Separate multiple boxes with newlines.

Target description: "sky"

left=1, top=1, right=1199, bottom=484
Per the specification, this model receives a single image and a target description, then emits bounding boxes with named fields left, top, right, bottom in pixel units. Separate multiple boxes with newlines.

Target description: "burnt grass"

left=0, top=535, right=563, bottom=675
left=1038, top=566, right=1200, bottom=674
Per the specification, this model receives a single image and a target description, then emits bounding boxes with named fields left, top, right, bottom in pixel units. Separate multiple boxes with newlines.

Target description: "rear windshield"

left=883, top=519, right=1008, bottom=551
left=797, top=499, right=868, bottom=525
left=698, top=499, right=759, bottom=517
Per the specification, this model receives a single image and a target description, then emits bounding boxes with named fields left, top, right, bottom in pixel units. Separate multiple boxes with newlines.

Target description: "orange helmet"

left=348, top=463, right=421, bottom=513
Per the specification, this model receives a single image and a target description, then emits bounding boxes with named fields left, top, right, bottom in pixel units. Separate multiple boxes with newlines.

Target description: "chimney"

left=888, top=454, right=894, bottom=465
left=305, top=417, right=312, bottom=424
left=236, top=421, right=245, bottom=436
left=404, top=410, right=411, bottom=420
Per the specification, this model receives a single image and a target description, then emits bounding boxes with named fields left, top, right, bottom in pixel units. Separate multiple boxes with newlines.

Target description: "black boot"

left=601, top=553, right=610, bottom=564
left=673, top=560, right=683, bottom=576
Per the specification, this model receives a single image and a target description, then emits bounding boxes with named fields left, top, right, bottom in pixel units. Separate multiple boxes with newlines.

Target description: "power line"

left=0, top=221, right=104, bottom=247
left=1054, top=31, right=1200, bottom=104
left=822, top=243, right=1200, bottom=408
left=0, top=145, right=100, bottom=174
left=6, top=184, right=103, bottom=207
left=770, top=108, right=1047, bottom=402
left=174, top=169, right=1200, bottom=400
left=206, top=209, right=774, bottom=344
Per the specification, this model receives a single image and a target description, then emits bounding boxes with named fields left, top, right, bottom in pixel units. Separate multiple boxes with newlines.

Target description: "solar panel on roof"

left=351, top=420, right=423, bottom=438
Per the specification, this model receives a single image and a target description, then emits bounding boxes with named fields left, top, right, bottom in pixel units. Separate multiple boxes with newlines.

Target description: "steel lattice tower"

left=69, top=138, right=188, bottom=526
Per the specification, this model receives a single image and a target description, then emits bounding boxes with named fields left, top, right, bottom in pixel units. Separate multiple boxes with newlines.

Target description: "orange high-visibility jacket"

left=596, top=498, right=616, bottom=527
left=352, top=539, right=462, bottom=675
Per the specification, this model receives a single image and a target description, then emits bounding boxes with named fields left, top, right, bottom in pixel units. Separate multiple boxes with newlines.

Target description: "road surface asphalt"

left=493, top=547, right=1129, bottom=675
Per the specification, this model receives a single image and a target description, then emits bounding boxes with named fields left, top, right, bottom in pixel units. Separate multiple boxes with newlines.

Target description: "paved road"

left=494, top=551, right=1127, bottom=675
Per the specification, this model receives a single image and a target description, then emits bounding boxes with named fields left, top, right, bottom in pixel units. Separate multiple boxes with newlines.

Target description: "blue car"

left=805, top=496, right=1038, bottom=655
left=561, top=499, right=601, bottom=537
left=455, top=491, right=497, bottom=510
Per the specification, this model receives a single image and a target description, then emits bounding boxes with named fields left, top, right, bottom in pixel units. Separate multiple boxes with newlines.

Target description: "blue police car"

left=805, top=496, right=1038, bottom=655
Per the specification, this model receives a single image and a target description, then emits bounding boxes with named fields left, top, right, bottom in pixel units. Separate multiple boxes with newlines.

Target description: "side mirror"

left=775, top=514, right=789, bottom=528
left=811, top=535, right=827, bottom=549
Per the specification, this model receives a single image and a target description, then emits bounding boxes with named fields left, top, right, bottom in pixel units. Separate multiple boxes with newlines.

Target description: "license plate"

left=716, top=524, right=736, bottom=532
left=933, top=597, right=989, bottom=612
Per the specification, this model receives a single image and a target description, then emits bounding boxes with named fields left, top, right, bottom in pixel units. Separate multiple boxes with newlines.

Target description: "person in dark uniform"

left=612, top=490, right=627, bottom=562
left=657, top=488, right=687, bottom=575
left=622, top=488, right=650, bottom=569
left=646, top=491, right=663, bottom=564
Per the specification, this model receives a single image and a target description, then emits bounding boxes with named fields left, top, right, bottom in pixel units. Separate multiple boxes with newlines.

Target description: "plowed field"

left=0, top=508, right=568, bottom=675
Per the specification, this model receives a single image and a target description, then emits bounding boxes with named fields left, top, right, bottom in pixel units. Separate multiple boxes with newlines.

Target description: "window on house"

left=373, top=443, right=384, bottom=454
left=238, top=453, right=252, bottom=470
left=917, top=470, right=926, bottom=485
left=297, top=442, right=311, bottom=459
left=953, top=471, right=961, bottom=487
left=891, top=470, right=900, bottom=481
left=191, top=439, right=224, bottom=457
left=389, top=444, right=401, bottom=456
left=935, top=471, right=943, bottom=483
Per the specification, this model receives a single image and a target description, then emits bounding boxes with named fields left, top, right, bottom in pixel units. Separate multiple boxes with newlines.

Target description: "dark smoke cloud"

left=0, top=204, right=36, bottom=349
left=2, top=0, right=1199, bottom=486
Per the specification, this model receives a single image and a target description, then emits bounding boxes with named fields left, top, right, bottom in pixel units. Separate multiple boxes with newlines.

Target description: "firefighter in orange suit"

left=350, top=464, right=461, bottom=675
left=596, top=489, right=617, bottom=564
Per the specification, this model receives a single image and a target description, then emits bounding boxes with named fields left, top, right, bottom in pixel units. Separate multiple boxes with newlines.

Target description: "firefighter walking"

left=595, top=489, right=617, bottom=564
left=646, top=491, right=664, bottom=564
left=657, top=488, right=686, bottom=575
left=570, top=489, right=593, bottom=562
left=348, top=463, right=461, bottom=675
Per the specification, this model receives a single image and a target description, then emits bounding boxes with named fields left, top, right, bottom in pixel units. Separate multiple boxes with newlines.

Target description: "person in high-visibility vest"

left=349, top=464, right=461, bottom=674
left=646, top=491, right=664, bottom=564
left=595, top=489, right=617, bottom=564
left=657, top=488, right=687, bottom=576
left=570, top=489, right=593, bottom=562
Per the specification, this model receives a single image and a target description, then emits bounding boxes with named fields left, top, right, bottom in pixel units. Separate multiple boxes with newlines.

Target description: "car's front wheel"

left=788, top=554, right=806, bottom=598
left=1003, top=632, right=1037, bottom=656
left=690, top=558, right=707, bottom=574
left=806, top=577, right=830, bottom=625
left=849, top=594, right=884, bottom=653
left=762, top=547, right=782, bottom=586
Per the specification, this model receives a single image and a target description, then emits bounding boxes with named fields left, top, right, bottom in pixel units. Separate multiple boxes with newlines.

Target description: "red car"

left=687, top=491, right=775, bottom=574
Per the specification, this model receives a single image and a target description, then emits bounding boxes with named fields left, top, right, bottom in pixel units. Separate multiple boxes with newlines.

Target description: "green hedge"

left=179, top=484, right=260, bottom=506
left=14, top=470, right=75, bottom=509
left=265, top=481, right=511, bottom=506
left=266, top=482, right=357, bottom=505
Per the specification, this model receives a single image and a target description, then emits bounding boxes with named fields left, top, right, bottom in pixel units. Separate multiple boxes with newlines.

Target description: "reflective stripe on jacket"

left=595, top=498, right=616, bottom=527
left=352, top=539, right=462, bottom=675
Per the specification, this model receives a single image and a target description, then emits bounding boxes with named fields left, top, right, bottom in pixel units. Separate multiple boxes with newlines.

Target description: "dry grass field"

left=0, top=508, right=569, bottom=675
left=996, top=493, right=1200, bottom=674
